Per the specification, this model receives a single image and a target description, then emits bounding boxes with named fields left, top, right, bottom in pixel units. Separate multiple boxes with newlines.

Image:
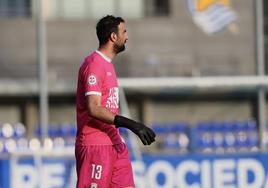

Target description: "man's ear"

left=110, top=32, right=118, bottom=42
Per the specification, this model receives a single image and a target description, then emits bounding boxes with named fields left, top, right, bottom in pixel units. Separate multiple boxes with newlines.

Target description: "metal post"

left=36, top=0, right=49, bottom=143
left=256, top=0, right=267, bottom=151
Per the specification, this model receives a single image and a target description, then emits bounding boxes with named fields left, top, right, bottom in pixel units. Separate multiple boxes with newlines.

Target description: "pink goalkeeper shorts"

left=75, top=143, right=134, bottom=188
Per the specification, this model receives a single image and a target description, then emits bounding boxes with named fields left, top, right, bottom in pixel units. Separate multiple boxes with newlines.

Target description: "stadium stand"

left=0, top=120, right=260, bottom=155
left=0, top=122, right=76, bottom=153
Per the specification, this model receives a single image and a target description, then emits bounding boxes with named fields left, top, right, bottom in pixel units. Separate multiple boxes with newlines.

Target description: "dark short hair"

left=96, top=15, right=125, bottom=46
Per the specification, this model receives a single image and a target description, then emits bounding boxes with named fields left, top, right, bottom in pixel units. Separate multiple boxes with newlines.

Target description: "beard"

left=113, top=42, right=126, bottom=54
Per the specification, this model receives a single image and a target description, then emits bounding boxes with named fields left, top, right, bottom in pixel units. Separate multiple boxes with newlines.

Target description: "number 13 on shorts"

left=91, top=164, right=102, bottom=180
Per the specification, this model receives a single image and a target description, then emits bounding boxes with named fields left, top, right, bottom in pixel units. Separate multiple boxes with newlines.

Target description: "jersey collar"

left=95, top=50, right=112, bottom=63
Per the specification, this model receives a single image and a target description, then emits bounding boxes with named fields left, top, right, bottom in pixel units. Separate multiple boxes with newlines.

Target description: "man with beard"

left=75, top=15, right=156, bottom=188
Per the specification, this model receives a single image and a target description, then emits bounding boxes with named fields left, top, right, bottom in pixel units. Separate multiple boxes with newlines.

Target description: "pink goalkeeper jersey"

left=76, top=51, right=122, bottom=146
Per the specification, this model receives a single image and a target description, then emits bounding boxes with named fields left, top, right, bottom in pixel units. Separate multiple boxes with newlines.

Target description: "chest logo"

left=106, top=72, right=112, bottom=76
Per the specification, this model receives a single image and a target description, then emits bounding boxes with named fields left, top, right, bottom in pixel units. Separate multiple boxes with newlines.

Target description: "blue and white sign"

left=2, top=153, right=268, bottom=188
left=133, top=154, right=268, bottom=188
left=11, top=158, right=76, bottom=188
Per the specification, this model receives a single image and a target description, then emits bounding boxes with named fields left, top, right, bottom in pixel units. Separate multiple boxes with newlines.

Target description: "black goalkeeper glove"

left=114, top=115, right=156, bottom=145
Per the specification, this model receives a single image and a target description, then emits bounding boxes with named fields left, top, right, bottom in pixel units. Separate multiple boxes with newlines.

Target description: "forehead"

left=118, top=22, right=126, bottom=32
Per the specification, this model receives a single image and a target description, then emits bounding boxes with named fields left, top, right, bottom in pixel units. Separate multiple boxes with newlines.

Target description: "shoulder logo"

left=87, top=75, right=97, bottom=85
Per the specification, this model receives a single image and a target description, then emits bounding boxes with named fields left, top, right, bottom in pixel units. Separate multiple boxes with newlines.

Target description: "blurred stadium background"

left=0, top=0, right=268, bottom=188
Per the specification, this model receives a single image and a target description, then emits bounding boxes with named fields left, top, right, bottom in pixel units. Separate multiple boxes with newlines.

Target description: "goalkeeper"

left=75, top=15, right=156, bottom=188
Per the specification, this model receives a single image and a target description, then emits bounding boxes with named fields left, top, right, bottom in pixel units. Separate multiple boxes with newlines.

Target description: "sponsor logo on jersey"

left=106, top=87, right=119, bottom=109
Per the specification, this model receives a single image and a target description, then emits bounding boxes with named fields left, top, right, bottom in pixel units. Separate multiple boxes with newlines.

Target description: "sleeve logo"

left=87, top=75, right=97, bottom=85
